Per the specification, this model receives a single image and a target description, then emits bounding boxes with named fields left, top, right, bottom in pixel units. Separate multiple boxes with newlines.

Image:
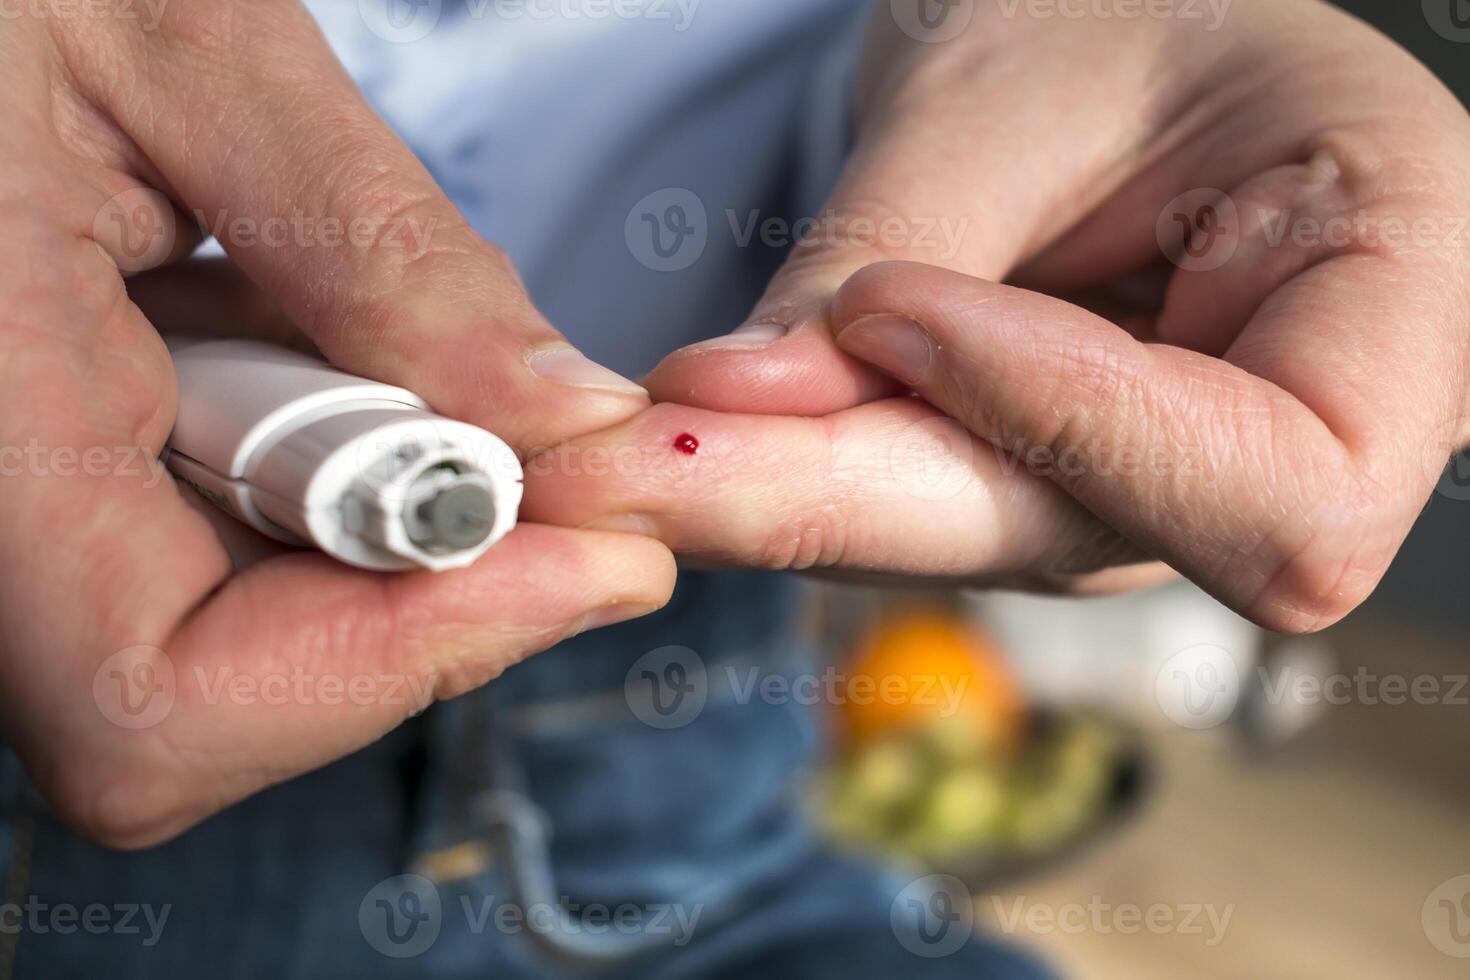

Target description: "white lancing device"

left=163, top=338, right=523, bottom=572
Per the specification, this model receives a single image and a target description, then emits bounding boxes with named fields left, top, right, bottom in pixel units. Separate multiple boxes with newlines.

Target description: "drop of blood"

left=673, top=433, right=699, bottom=456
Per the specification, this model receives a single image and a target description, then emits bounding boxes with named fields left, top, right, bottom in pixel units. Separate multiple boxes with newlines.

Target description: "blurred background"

left=805, top=10, right=1470, bottom=978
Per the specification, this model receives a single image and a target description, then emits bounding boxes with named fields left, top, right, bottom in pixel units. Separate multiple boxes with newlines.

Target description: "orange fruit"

left=837, top=612, right=1023, bottom=749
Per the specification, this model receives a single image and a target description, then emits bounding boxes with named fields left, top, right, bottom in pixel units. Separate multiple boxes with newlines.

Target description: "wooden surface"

left=976, top=618, right=1470, bottom=979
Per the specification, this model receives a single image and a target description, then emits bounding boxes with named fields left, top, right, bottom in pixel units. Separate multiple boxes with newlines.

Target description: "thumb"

left=830, top=261, right=1445, bottom=632
left=82, top=2, right=648, bottom=453
left=644, top=7, right=1157, bottom=416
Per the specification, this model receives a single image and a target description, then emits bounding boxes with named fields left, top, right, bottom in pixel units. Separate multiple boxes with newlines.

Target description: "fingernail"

left=833, top=315, right=935, bottom=386
left=581, top=513, right=660, bottom=537
left=573, top=602, right=658, bottom=636
left=527, top=346, right=648, bottom=395
left=681, top=322, right=789, bottom=352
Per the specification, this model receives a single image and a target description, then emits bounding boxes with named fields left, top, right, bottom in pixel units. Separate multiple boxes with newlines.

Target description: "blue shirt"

left=305, top=0, right=863, bottom=376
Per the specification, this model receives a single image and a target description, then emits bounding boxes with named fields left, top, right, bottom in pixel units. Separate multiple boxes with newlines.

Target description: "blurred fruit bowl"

left=814, top=710, right=1146, bottom=887
left=814, top=607, right=1147, bottom=886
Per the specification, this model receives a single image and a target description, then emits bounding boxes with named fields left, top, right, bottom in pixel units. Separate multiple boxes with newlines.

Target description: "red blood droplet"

left=673, top=433, right=699, bottom=456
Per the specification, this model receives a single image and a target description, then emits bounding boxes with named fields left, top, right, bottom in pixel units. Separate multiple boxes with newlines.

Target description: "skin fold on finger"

left=38, top=525, right=675, bottom=848
left=520, top=399, right=1145, bottom=585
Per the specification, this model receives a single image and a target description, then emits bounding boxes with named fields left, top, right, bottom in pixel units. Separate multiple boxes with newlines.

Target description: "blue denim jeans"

left=0, top=572, right=1053, bottom=979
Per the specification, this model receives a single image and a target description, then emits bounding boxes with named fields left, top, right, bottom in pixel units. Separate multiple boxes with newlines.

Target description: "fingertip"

left=644, top=323, right=901, bottom=416
left=591, top=528, right=679, bottom=607
left=833, top=262, right=1036, bottom=348
left=511, top=524, right=678, bottom=629
left=831, top=260, right=956, bottom=328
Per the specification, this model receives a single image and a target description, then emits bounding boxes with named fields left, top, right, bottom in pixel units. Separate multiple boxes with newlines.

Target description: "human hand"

left=0, top=1, right=672, bottom=847
left=530, top=0, right=1470, bottom=632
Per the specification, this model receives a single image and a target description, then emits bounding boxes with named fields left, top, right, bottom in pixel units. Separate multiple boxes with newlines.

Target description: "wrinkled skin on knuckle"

left=1251, top=540, right=1382, bottom=634
left=1244, top=472, right=1405, bottom=633
left=754, top=504, right=853, bottom=572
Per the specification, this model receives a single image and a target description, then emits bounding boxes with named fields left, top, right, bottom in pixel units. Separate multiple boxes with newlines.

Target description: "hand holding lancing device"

left=0, top=1, right=673, bottom=849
